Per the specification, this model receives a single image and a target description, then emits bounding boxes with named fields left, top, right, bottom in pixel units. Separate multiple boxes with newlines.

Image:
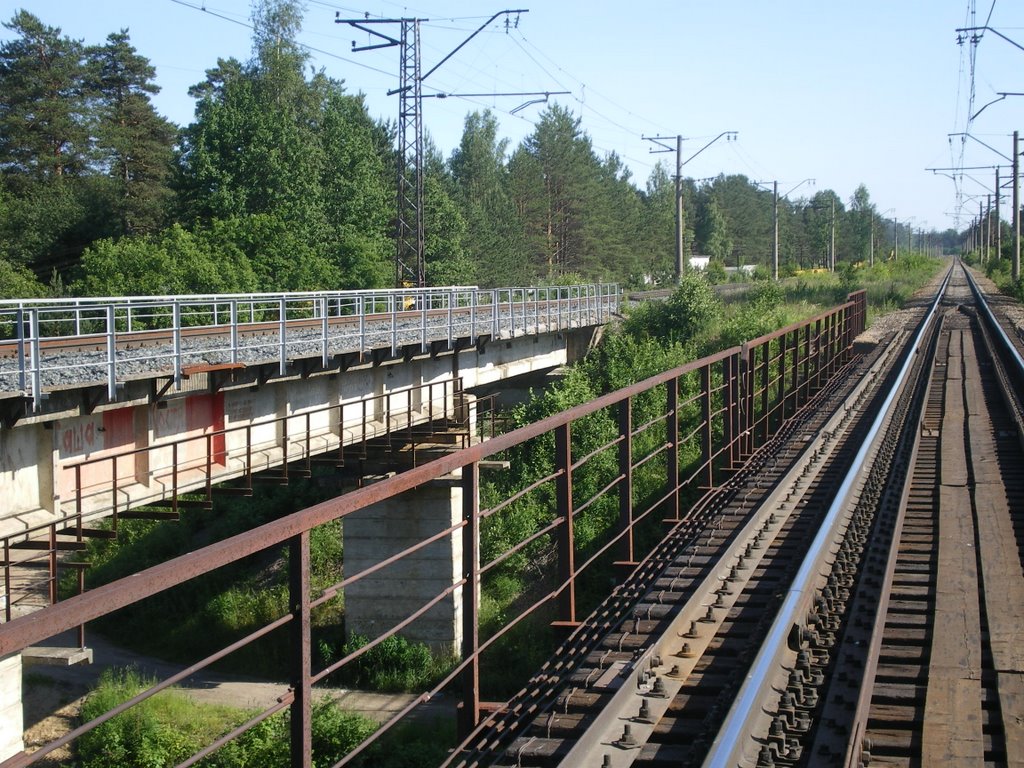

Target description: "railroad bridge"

left=0, top=283, right=616, bottom=759
left=2, top=265, right=1020, bottom=768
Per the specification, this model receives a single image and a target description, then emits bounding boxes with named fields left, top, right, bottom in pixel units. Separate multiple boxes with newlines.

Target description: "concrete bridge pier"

left=343, top=473, right=469, bottom=652
left=0, top=653, right=24, bottom=760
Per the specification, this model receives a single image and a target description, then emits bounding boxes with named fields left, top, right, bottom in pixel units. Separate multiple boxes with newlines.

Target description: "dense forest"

left=0, top=1, right=959, bottom=299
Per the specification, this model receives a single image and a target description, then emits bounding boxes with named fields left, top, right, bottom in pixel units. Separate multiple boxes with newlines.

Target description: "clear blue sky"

left=4, top=0, right=1024, bottom=234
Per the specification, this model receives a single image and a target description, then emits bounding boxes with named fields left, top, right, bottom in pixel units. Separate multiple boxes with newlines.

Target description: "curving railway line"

left=449, top=260, right=1024, bottom=768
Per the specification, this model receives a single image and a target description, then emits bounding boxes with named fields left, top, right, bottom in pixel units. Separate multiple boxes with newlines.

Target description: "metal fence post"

left=741, top=343, right=753, bottom=459
left=787, top=330, right=799, bottom=419
left=800, top=324, right=811, bottom=407
left=321, top=297, right=329, bottom=368
left=106, top=305, right=117, bottom=403
left=700, top=363, right=713, bottom=488
left=617, top=398, right=635, bottom=566
left=230, top=300, right=239, bottom=366
left=448, top=290, right=455, bottom=350
left=459, top=462, right=481, bottom=737
left=554, top=423, right=576, bottom=626
left=776, top=333, right=788, bottom=433
left=470, top=289, right=477, bottom=345
left=278, top=297, right=288, bottom=377
left=758, top=342, right=770, bottom=447
left=170, top=302, right=183, bottom=391
left=723, top=355, right=737, bottom=471
left=289, top=531, right=312, bottom=768
left=16, top=308, right=25, bottom=395
left=666, top=377, right=680, bottom=522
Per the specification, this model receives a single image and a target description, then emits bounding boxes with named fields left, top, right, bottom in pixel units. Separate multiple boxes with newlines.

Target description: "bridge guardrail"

left=0, top=284, right=620, bottom=411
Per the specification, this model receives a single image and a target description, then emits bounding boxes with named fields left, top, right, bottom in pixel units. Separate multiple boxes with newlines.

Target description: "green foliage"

left=87, top=30, right=177, bottom=237
left=0, top=11, right=90, bottom=178
left=0, top=8, right=953, bottom=298
left=0, top=13, right=177, bottom=280
left=695, top=194, right=733, bottom=262
left=0, top=255, right=48, bottom=297
left=176, top=2, right=392, bottom=291
left=449, top=110, right=529, bottom=286
left=77, top=668, right=381, bottom=768
left=78, top=668, right=240, bottom=768
left=75, top=224, right=259, bottom=296
left=623, top=271, right=722, bottom=346
left=704, top=260, right=728, bottom=284
left=319, top=634, right=456, bottom=693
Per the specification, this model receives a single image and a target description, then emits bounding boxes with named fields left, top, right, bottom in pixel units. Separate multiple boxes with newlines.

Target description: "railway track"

left=449, top=261, right=1024, bottom=768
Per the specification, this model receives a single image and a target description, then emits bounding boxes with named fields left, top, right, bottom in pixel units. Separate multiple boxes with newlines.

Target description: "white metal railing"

left=0, top=284, right=619, bottom=410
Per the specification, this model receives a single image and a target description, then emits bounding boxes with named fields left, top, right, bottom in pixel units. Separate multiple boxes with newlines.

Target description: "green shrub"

left=78, top=668, right=231, bottom=768
left=77, top=668, right=381, bottom=768
left=319, top=634, right=456, bottom=693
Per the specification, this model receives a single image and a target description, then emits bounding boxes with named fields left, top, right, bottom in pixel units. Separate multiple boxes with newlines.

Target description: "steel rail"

left=963, top=264, right=1024, bottom=375
left=702, top=264, right=953, bottom=768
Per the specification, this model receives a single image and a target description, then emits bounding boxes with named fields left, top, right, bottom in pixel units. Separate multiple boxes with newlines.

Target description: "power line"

left=170, top=0, right=397, bottom=79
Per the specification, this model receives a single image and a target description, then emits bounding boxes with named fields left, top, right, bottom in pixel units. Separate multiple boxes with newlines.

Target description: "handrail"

left=0, top=289, right=863, bottom=768
left=0, top=283, right=620, bottom=411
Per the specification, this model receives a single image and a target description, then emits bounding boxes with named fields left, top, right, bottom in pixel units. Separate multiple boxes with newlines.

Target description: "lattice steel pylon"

left=337, top=10, right=529, bottom=288
left=396, top=20, right=425, bottom=288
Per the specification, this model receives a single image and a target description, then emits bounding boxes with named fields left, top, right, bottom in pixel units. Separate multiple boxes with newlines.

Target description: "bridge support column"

left=343, top=476, right=467, bottom=652
left=0, top=653, right=24, bottom=761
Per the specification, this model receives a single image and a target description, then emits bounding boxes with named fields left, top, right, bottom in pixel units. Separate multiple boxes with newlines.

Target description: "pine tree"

left=449, top=110, right=529, bottom=286
left=0, top=11, right=90, bottom=179
left=177, top=0, right=392, bottom=290
left=88, top=30, right=177, bottom=236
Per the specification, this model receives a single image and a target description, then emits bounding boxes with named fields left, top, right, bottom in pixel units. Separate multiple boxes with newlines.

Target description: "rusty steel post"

left=617, top=399, right=635, bottom=566
left=758, top=343, right=770, bottom=448
left=459, top=462, right=481, bottom=737
left=801, top=324, right=811, bottom=406
left=725, top=354, right=739, bottom=470
left=821, top=314, right=831, bottom=379
left=700, top=364, right=713, bottom=488
left=77, top=569, right=85, bottom=649
left=48, top=524, right=57, bottom=606
left=788, top=329, right=799, bottom=419
left=814, top=318, right=823, bottom=393
left=742, top=343, right=754, bottom=459
left=289, top=531, right=312, bottom=768
left=3, top=540, right=10, bottom=623
left=775, top=334, right=787, bottom=436
left=554, top=423, right=576, bottom=626
left=171, top=442, right=179, bottom=519
left=666, top=378, right=680, bottom=522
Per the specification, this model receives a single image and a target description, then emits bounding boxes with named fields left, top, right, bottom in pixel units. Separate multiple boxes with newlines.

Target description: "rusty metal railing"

left=0, top=377, right=468, bottom=628
left=0, top=291, right=865, bottom=768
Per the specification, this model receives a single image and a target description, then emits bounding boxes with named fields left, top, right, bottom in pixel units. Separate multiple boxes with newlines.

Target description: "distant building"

left=689, top=256, right=710, bottom=270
